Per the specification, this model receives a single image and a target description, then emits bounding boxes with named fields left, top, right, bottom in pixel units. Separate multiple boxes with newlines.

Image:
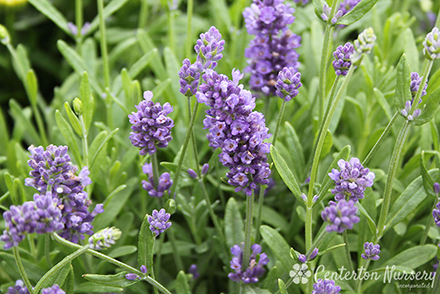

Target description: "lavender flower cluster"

left=179, top=26, right=225, bottom=97
left=197, top=68, right=272, bottom=196
left=332, top=42, right=355, bottom=76
left=243, top=0, right=301, bottom=96
left=228, top=243, right=269, bottom=284
left=148, top=208, right=172, bottom=236
left=275, top=67, right=302, bottom=101
left=328, top=158, right=375, bottom=202
left=321, top=0, right=361, bottom=24
left=6, top=281, right=65, bottom=294
left=141, top=163, right=172, bottom=197
left=423, top=27, right=440, bottom=60
left=321, top=200, right=360, bottom=233
left=1, top=145, right=103, bottom=248
left=312, top=279, right=341, bottom=294
left=361, top=242, right=381, bottom=260
left=129, top=91, right=174, bottom=155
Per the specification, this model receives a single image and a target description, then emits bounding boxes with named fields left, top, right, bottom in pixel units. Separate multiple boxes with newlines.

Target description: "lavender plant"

left=1, top=0, right=440, bottom=293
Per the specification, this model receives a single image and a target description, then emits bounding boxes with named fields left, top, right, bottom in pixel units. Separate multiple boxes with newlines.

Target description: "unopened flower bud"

left=201, top=163, right=209, bottom=176
left=125, top=273, right=140, bottom=280
left=88, top=227, right=121, bottom=250
left=73, top=98, right=83, bottom=116
left=309, top=248, right=319, bottom=260
left=0, top=24, right=10, bottom=45
left=165, top=199, right=176, bottom=215
left=352, top=28, right=376, bottom=65
left=140, top=265, right=147, bottom=274
left=187, top=168, right=198, bottom=179
left=434, top=182, right=440, bottom=194
left=298, top=254, right=307, bottom=263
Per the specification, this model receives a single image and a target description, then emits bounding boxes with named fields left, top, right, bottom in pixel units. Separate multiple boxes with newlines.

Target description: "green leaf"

left=9, top=99, right=41, bottom=145
left=312, top=0, right=325, bottom=20
left=4, top=173, right=17, bottom=204
left=374, top=88, right=392, bottom=120
left=224, top=198, right=244, bottom=249
left=108, top=246, right=137, bottom=258
left=285, top=122, right=305, bottom=177
left=394, top=54, right=411, bottom=111
left=260, top=225, right=294, bottom=272
left=75, top=282, right=123, bottom=293
left=38, top=262, right=71, bottom=290
left=138, top=214, right=155, bottom=278
left=83, top=272, right=138, bottom=288
left=320, top=129, right=333, bottom=160
left=0, top=252, right=46, bottom=281
left=271, top=145, right=304, bottom=205
left=413, top=87, right=440, bottom=126
left=337, top=0, right=379, bottom=25
left=243, top=285, right=272, bottom=294
left=64, top=102, right=82, bottom=137
left=129, top=49, right=156, bottom=79
left=88, top=128, right=119, bottom=169
left=382, top=245, right=437, bottom=269
left=25, top=70, right=38, bottom=106
left=355, top=202, right=376, bottom=235
left=208, top=0, right=232, bottom=33
left=80, top=72, right=95, bottom=133
left=403, top=28, right=419, bottom=72
left=63, top=266, right=75, bottom=294
left=55, top=110, right=83, bottom=166
left=27, top=0, right=70, bottom=35
left=386, top=169, right=439, bottom=230
left=278, top=279, right=288, bottom=294
left=57, top=40, right=101, bottom=93
left=175, top=271, right=191, bottom=294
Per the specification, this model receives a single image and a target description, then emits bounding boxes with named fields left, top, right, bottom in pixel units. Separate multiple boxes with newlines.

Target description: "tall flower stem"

left=254, top=185, right=265, bottom=243
left=409, top=60, right=433, bottom=114
left=13, top=247, right=34, bottom=294
left=420, top=201, right=437, bottom=245
left=45, top=234, right=52, bottom=267
left=75, top=0, right=83, bottom=51
left=343, top=231, right=354, bottom=274
left=198, top=179, right=225, bottom=244
left=52, top=233, right=172, bottom=294
left=362, top=111, right=398, bottom=165
left=151, top=153, right=160, bottom=191
left=79, top=115, right=89, bottom=167
left=170, top=101, right=199, bottom=197
left=138, top=0, right=148, bottom=29
left=272, top=100, right=287, bottom=147
left=356, top=259, right=371, bottom=293
left=242, top=192, right=254, bottom=272
left=188, top=97, right=201, bottom=176
left=376, top=121, right=410, bottom=238
left=185, top=0, right=194, bottom=58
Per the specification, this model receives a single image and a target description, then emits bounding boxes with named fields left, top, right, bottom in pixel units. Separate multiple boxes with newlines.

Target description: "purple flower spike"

left=6, top=280, right=30, bottom=294
left=328, top=158, right=375, bottom=202
left=321, top=200, right=360, bottom=233
left=148, top=208, right=172, bottom=236
left=129, top=91, right=174, bottom=155
left=88, top=227, right=122, bottom=250
left=194, top=26, right=225, bottom=70
left=361, top=242, right=381, bottom=260
left=275, top=67, right=302, bottom=101
left=228, top=243, right=269, bottom=284
left=312, top=279, right=341, bottom=294
left=243, top=0, right=301, bottom=96
left=41, top=285, right=66, bottom=294
left=188, top=264, right=200, bottom=279
left=125, top=273, right=140, bottom=280
left=142, top=163, right=173, bottom=197
left=433, top=202, right=440, bottom=227
left=179, top=59, right=201, bottom=97
left=333, top=43, right=355, bottom=76
left=410, top=72, right=428, bottom=99
left=197, top=69, right=271, bottom=196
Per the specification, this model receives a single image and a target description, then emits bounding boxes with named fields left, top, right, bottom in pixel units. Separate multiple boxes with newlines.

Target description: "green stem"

left=272, top=100, right=287, bottom=147
left=151, top=152, right=160, bottom=191
left=167, top=10, right=176, bottom=55
left=356, top=259, right=371, bottom=293
left=150, top=238, right=159, bottom=294
left=254, top=185, right=265, bottom=243
left=52, top=233, right=171, bottom=294
left=306, top=227, right=326, bottom=257
left=436, top=7, right=440, bottom=28
left=138, top=0, right=149, bottom=29
left=305, top=206, right=313, bottom=250
left=410, top=60, right=433, bottom=114
left=75, top=0, right=83, bottom=51
left=318, top=25, right=334, bottom=125
left=188, top=97, right=201, bottom=176
left=30, top=102, right=48, bottom=147
left=13, top=247, right=34, bottom=294
left=170, top=102, right=199, bottom=197
left=80, top=115, right=89, bottom=167
left=362, top=111, right=398, bottom=166
left=45, top=234, right=52, bottom=268
left=98, top=0, right=110, bottom=89
left=198, top=179, right=225, bottom=244
left=243, top=192, right=254, bottom=270
left=34, top=245, right=89, bottom=293
left=307, top=66, right=355, bottom=204
left=185, top=0, right=193, bottom=58
left=376, top=121, right=410, bottom=238
left=343, top=231, right=354, bottom=274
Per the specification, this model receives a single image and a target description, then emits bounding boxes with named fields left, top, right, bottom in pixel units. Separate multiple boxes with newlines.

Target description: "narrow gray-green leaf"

left=224, top=198, right=244, bottom=249
left=394, top=54, right=411, bottom=111
left=260, top=225, right=294, bottom=272
left=86, top=0, right=130, bottom=36
left=80, top=72, right=95, bottom=132
left=38, top=262, right=71, bottom=290
left=175, top=271, right=191, bottom=294
left=28, top=0, right=70, bottom=35
left=9, top=99, right=41, bottom=145
left=64, top=102, right=82, bottom=137
left=138, top=213, right=155, bottom=278
left=89, top=129, right=119, bottom=169
left=356, top=202, right=376, bottom=235
left=25, top=70, right=38, bottom=106
left=383, top=244, right=437, bottom=269
left=129, top=49, right=156, bottom=79
left=413, top=87, right=440, bottom=126
left=55, top=110, right=82, bottom=166
left=83, top=272, right=137, bottom=288
left=337, top=0, right=379, bottom=25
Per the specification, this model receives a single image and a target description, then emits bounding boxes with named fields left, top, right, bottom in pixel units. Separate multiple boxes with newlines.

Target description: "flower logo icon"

left=289, top=263, right=312, bottom=284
